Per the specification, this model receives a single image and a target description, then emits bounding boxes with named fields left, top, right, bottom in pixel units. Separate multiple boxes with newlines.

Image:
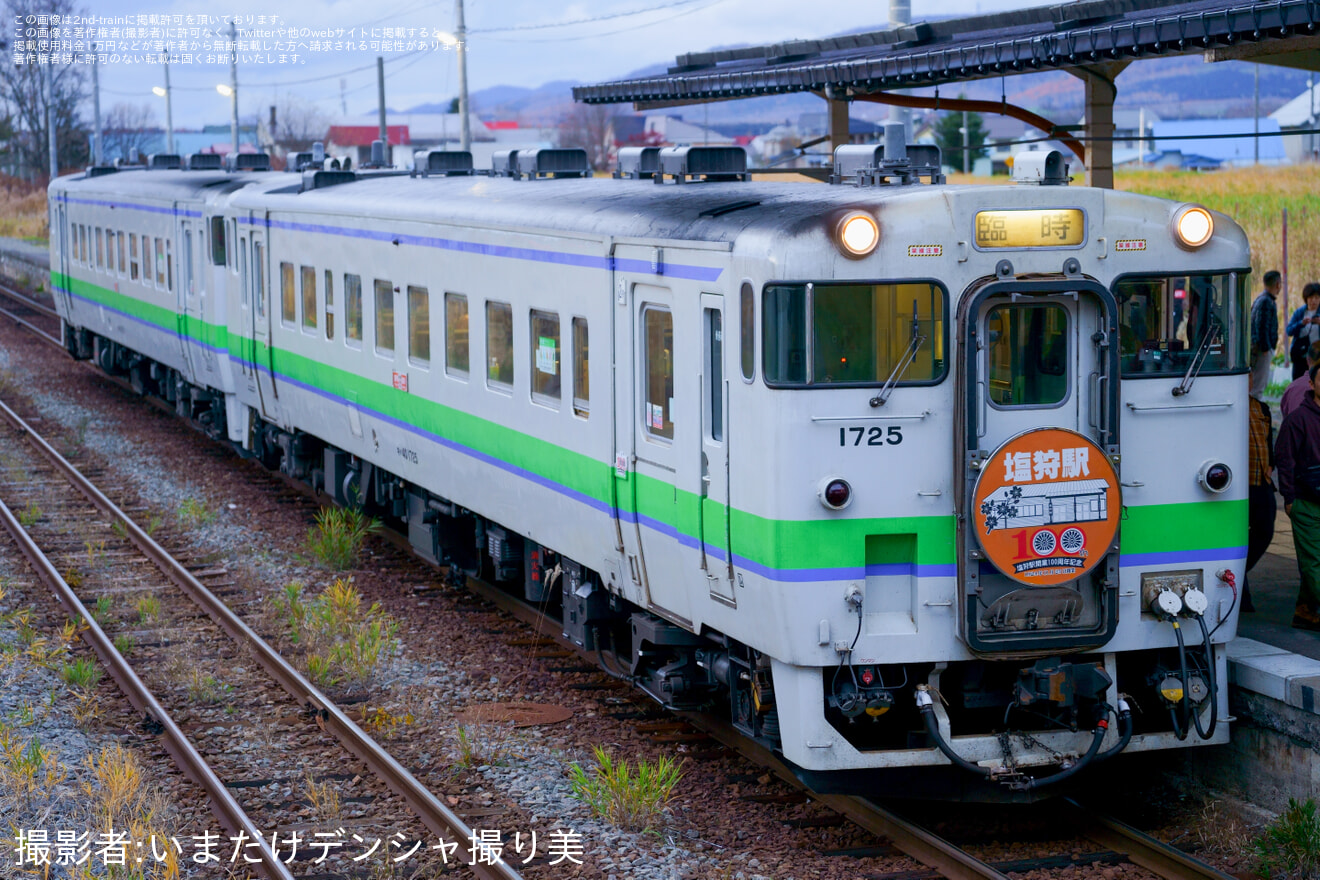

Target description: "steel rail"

left=0, top=488, right=295, bottom=880
left=0, top=283, right=62, bottom=347
left=0, top=280, right=60, bottom=321
left=450, top=566, right=1010, bottom=880
left=1062, top=798, right=1237, bottom=880
left=0, top=396, right=524, bottom=880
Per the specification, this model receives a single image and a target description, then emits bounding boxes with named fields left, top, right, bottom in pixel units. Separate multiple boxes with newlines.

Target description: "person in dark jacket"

left=1245, top=388, right=1276, bottom=613
left=1275, top=362, right=1320, bottom=630
left=1285, top=282, right=1320, bottom=379
left=1250, top=270, right=1282, bottom=399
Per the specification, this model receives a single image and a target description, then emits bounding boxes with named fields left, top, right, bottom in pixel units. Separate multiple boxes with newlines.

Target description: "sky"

left=86, top=0, right=1056, bottom=130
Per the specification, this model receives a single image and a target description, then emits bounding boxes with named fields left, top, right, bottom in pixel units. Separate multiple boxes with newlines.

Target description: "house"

left=1149, top=118, right=1287, bottom=167
left=324, top=124, right=411, bottom=167
left=980, top=479, right=1110, bottom=534
left=1270, top=82, right=1320, bottom=163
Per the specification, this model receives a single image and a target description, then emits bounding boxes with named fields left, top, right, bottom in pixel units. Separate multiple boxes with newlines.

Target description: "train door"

left=178, top=216, right=204, bottom=382
left=700, top=293, right=735, bottom=606
left=238, top=222, right=255, bottom=387
left=175, top=212, right=196, bottom=380
left=55, top=199, right=73, bottom=320
left=956, top=278, right=1120, bottom=655
left=249, top=222, right=279, bottom=419
left=610, top=259, right=695, bottom=625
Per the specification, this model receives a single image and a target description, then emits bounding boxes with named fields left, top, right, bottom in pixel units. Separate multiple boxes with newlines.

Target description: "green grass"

left=305, top=506, right=379, bottom=570
left=271, top=578, right=399, bottom=687
left=1256, top=797, right=1320, bottom=880
left=113, top=634, right=134, bottom=656
left=135, top=595, right=161, bottom=624
left=59, top=657, right=102, bottom=690
left=568, top=746, right=683, bottom=833
left=16, top=502, right=40, bottom=527
left=176, top=497, right=216, bottom=528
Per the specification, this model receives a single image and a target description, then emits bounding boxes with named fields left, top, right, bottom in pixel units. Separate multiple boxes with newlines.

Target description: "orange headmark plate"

left=973, top=428, right=1121, bottom=587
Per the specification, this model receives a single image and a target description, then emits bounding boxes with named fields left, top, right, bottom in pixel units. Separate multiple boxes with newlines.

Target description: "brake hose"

left=1171, top=620, right=1192, bottom=742
left=1191, top=614, right=1218, bottom=740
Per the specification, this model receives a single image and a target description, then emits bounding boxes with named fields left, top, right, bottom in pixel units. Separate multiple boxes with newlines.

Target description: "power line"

left=479, top=0, right=733, bottom=42
left=470, top=0, right=720, bottom=33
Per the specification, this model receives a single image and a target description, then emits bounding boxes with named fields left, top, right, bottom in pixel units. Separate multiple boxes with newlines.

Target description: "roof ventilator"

left=413, top=150, right=475, bottom=177
left=830, top=123, right=944, bottom=186
left=301, top=169, right=357, bottom=192
left=86, top=165, right=118, bottom=178
left=516, top=148, right=590, bottom=180
left=655, top=146, right=749, bottom=184
left=491, top=149, right=520, bottom=177
left=226, top=152, right=271, bottom=172
left=614, top=146, right=660, bottom=179
left=146, top=153, right=182, bottom=170
left=186, top=153, right=223, bottom=171
left=1012, top=149, right=1070, bottom=185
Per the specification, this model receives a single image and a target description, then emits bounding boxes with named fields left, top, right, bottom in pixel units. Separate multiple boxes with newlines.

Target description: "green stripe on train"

left=54, top=271, right=1244, bottom=574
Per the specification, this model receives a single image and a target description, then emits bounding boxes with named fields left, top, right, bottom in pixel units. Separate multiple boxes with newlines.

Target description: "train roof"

left=49, top=167, right=270, bottom=203
left=227, top=171, right=980, bottom=244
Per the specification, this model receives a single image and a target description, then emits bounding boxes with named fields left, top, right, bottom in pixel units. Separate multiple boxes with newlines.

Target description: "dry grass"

left=0, top=176, right=48, bottom=241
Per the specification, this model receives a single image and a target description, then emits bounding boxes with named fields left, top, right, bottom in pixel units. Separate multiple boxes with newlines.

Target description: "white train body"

left=49, top=145, right=1251, bottom=795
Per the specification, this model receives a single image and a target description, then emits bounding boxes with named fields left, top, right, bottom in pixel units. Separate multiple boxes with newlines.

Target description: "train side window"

left=95, top=227, right=104, bottom=269
left=530, top=309, right=560, bottom=403
left=153, top=238, right=165, bottom=287
left=142, top=235, right=151, bottom=283
left=1115, top=273, right=1246, bottom=377
left=708, top=308, right=723, bottom=441
left=763, top=281, right=946, bottom=386
left=253, top=243, right=265, bottom=316
left=374, top=279, right=395, bottom=355
left=70, top=224, right=78, bottom=264
left=127, top=233, right=137, bottom=279
left=486, top=300, right=513, bottom=388
left=183, top=228, right=192, bottom=294
left=117, top=232, right=126, bottom=277
left=210, top=217, right=226, bottom=266
left=408, top=285, right=430, bottom=365
left=643, top=306, right=674, bottom=439
left=166, top=240, right=173, bottom=291
left=445, top=293, right=469, bottom=377
left=106, top=231, right=115, bottom=273
left=740, top=281, right=754, bottom=382
left=229, top=219, right=238, bottom=274
left=325, top=270, right=334, bottom=339
left=239, top=239, right=248, bottom=307
left=572, top=316, right=589, bottom=418
left=985, top=304, right=1068, bottom=407
left=301, top=265, right=317, bottom=331
left=279, top=262, right=295, bottom=324
left=344, top=273, right=363, bottom=345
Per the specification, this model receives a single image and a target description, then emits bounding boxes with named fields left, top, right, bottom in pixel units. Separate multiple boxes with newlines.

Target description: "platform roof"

left=573, top=0, right=1320, bottom=108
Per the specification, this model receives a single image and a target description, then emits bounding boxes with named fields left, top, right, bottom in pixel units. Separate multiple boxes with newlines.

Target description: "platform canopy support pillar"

left=1070, top=61, right=1130, bottom=189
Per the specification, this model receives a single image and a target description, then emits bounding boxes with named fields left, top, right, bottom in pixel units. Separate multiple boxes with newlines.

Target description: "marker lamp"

left=837, top=212, right=879, bottom=257
left=1173, top=204, right=1213, bottom=249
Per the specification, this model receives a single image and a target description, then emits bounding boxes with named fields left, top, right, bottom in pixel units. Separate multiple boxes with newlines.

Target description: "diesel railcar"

left=48, top=135, right=1251, bottom=795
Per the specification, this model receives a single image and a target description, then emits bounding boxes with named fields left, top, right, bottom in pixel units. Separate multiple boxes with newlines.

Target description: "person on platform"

left=1245, top=384, right=1276, bottom=613
left=1285, top=282, right=1320, bottom=380
left=1250, top=270, right=1282, bottom=399
left=1282, top=341, right=1320, bottom=420
left=1274, top=362, right=1320, bottom=631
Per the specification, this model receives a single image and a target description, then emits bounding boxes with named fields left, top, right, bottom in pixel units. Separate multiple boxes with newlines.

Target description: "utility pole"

left=163, top=59, right=174, bottom=154
left=377, top=56, right=387, bottom=146
left=456, top=0, right=471, bottom=152
left=889, top=0, right=910, bottom=140
left=91, top=42, right=102, bottom=164
left=1254, top=63, right=1260, bottom=165
left=962, top=110, right=970, bottom=174
left=46, top=63, right=58, bottom=177
left=229, top=21, right=239, bottom=156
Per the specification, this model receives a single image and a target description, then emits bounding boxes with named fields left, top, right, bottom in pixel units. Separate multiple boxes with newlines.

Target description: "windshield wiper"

left=871, top=300, right=927, bottom=407
left=1172, top=317, right=1222, bottom=397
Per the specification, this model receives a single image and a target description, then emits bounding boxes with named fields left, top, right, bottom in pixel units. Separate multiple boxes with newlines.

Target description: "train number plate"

left=974, top=208, right=1085, bottom=249
left=838, top=426, right=903, bottom=447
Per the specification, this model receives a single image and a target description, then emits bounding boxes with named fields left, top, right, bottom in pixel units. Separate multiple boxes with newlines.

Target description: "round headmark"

left=973, top=428, right=1120, bottom=587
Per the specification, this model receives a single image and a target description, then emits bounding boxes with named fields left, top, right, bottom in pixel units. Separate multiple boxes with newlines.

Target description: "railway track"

left=0, top=394, right=526, bottom=880
left=446, top=561, right=1238, bottom=880
left=0, top=275, right=1246, bottom=880
left=0, top=278, right=62, bottom=347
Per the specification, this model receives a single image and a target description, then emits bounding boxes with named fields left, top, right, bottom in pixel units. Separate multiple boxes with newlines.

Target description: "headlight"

left=1173, top=204, right=1214, bottom=249
left=1198, top=460, right=1232, bottom=493
left=837, top=212, right=879, bottom=257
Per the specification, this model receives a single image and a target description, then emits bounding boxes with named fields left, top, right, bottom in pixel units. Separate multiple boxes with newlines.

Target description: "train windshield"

left=762, top=281, right=946, bottom=386
left=1115, top=272, right=1248, bottom=377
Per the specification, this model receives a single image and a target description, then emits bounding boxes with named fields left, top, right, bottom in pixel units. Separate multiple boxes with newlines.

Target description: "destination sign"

left=974, top=208, right=1085, bottom=249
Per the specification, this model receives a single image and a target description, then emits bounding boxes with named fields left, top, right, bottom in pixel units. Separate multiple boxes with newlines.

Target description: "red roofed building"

left=485, top=120, right=518, bottom=130
left=325, top=125, right=410, bottom=166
